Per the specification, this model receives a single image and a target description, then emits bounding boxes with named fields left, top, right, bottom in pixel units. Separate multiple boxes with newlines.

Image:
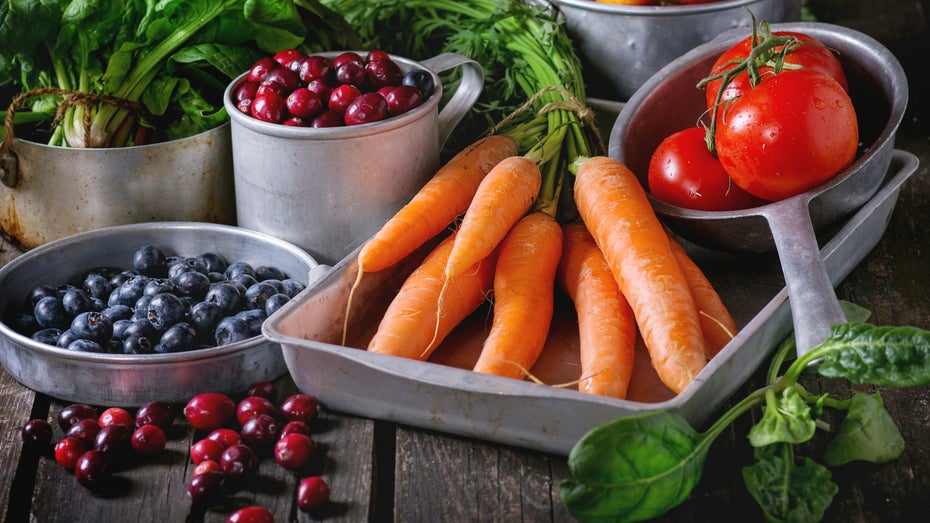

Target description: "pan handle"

left=764, top=196, right=848, bottom=356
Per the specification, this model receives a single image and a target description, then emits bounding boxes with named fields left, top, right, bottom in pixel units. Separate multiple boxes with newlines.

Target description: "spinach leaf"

left=811, top=323, right=930, bottom=386
left=748, top=386, right=817, bottom=447
left=743, top=444, right=838, bottom=523
left=823, top=392, right=905, bottom=466
left=560, top=411, right=707, bottom=523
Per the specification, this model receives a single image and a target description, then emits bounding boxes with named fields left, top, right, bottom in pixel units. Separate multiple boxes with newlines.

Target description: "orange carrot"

left=557, top=222, right=637, bottom=399
left=473, top=211, right=563, bottom=379
left=367, top=232, right=495, bottom=360
left=356, top=134, right=518, bottom=274
left=573, top=156, right=706, bottom=394
left=665, top=231, right=737, bottom=358
left=442, top=155, right=542, bottom=283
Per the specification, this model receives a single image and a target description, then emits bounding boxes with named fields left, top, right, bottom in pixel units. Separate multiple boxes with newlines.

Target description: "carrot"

left=557, top=222, right=637, bottom=399
left=665, top=231, right=737, bottom=358
left=367, top=232, right=496, bottom=361
left=473, top=211, right=563, bottom=379
left=356, top=134, right=518, bottom=275
left=442, top=155, right=542, bottom=283
left=573, top=156, right=706, bottom=394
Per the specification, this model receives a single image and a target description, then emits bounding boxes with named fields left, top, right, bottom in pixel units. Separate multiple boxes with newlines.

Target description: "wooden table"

left=2, top=1, right=928, bottom=521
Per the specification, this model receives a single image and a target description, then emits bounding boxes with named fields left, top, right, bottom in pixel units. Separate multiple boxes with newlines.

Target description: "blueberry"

left=155, top=322, right=197, bottom=353
left=34, top=296, right=69, bottom=330
left=255, top=265, right=288, bottom=282
left=82, top=273, right=113, bottom=301
left=189, top=301, right=223, bottom=335
left=133, top=245, right=168, bottom=277
left=133, top=294, right=154, bottom=320
left=229, top=273, right=258, bottom=291
left=280, top=279, right=305, bottom=297
left=235, top=309, right=267, bottom=336
left=109, top=270, right=136, bottom=289
left=56, top=329, right=77, bottom=348
left=32, top=327, right=62, bottom=345
left=244, top=282, right=279, bottom=311
left=146, top=293, right=186, bottom=331
left=199, top=252, right=228, bottom=274
left=144, top=278, right=177, bottom=297
left=180, top=257, right=208, bottom=275
left=61, top=289, right=94, bottom=316
left=207, top=272, right=225, bottom=283
left=121, top=319, right=156, bottom=341
left=215, top=316, right=253, bottom=346
left=402, top=69, right=435, bottom=99
left=111, top=319, right=134, bottom=340
left=205, top=283, right=243, bottom=315
left=9, top=313, right=40, bottom=335
left=176, top=270, right=211, bottom=300
left=122, top=335, right=155, bottom=355
left=67, top=339, right=105, bottom=353
left=28, top=285, right=59, bottom=309
left=101, top=305, right=133, bottom=323
left=70, top=311, right=114, bottom=343
left=167, top=262, right=192, bottom=283
left=264, top=294, right=290, bottom=316
left=224, top=261, right=256, bottom=281
left=115, top=275, right=150, bottom=307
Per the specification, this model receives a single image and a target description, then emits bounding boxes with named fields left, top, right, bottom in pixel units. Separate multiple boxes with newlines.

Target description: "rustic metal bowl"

left=609, top=21, right=909, bottom=354
left=0, top=222, right=320, bottom=407
left=548, top=0, right=801, bottom=100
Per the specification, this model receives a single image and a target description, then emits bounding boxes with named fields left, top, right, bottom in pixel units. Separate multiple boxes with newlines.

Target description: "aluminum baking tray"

left=264, top=150, right=918, bottom=455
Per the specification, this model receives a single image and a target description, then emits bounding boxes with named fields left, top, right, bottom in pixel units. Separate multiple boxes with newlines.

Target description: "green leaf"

left=560, top=411, right=706, bottom=523
left=170, top=43, right=263, bottom=80
left=748, top=387, right=817, bottom=447
left=743, top=444, right=838, bottom=523
left=823, top=392, right=905, bottom=466
left=814, top=323, right=930, bottom=386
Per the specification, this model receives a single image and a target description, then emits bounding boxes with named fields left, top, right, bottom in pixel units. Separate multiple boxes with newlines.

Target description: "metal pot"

left=224, top=52, right=484, bottom=266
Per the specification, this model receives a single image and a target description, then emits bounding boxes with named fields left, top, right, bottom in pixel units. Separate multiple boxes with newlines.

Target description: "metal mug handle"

left=420, top=53, right=484, bottom=147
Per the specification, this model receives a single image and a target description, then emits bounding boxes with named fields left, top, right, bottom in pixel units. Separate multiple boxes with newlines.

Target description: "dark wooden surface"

left=2, top=1, right=929, bottom=521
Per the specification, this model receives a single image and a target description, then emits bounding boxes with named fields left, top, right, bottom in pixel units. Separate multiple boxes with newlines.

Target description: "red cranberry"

left=255, top=81, right=287, bottom=99
left=365, top=58, right=403, bottom=88
left=66, top=418, right=101, bottom=446
left=344, top=92, right=388, bottom=125
left=366, top=50, right=391, bottom=63
left=261, top=67, right=299, bottom=92
left=274, top=433, right=316, bottom=471
left=57, top=403, right=97, bottom=431
left=54, top=437, right=87, bottom=470
left=187, top=470, right=227, bottom=504
left=247, top=57, right=278, bottom=83
left=75, top=450, right=110, bottom=487
left=240, top=414, right=280, bottom=448
left=246, top=380, right=277, bottom=403
left=279, top=393, right=320, bottom=424
left=193, top=459, right=222, bottom=477
left=191, top=438, right=226, bottom=464
left=332, top=51, right=363, bottom=69
left=227, top=505, right=274, bottom=523
left=297, top=476, right=330, bottom=512
left=383, top=84, right=424, bottom=116
left=273, top=48, right=307, bottom=71
left=94, top=424, right=131, bottom=454
left=335, top=60, right=366, bottom=87
left=184, top=392, right=236, bottom=432
left=99, top=407, right=134, bottom=429
left=237, top=396, right=279, bottom=425
left=279, top=420, right=312, bottom=438
left=21, top=419, right=53, bottom=446
left=298, top=56, right=334, bottom=84
left=237, top=98, right=253, bottom=115
left=285, top=88, right=323, bottom=120
left=310, top=110, right=343, bottom=128
left=220, top=443, right=258, bottom=476
left=305, top=80, right=332, bottom=103
left=328, top=84, right=362, bottom=115
left=282, top=116, right=306, bottom=127
left=235, top=81, right=260, bottom=103
left=135, top=400, right=175, bottom=430
left=130, top=424, right=166, bottom=456
left=206, top=428, right=241, bottom=448
left=251, top=92, right=287, bottom=123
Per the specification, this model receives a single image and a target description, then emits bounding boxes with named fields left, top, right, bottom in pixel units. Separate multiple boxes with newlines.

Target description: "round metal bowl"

left=0, top=222, right=319, bottom=407
left=548, top=0, right=802, bottom=100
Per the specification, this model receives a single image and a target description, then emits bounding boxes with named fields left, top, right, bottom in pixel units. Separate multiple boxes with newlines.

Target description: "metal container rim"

left=549, top=0, right=777, bottom=16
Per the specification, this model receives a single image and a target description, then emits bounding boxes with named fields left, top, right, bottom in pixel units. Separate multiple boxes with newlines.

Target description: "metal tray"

left=264, top=150, right=918, bottom=455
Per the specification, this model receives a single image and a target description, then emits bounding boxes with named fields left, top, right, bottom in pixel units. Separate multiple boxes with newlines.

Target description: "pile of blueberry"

left=233, top=48, right=435, bottom=127
left=6, top=245, right=304, bottom=354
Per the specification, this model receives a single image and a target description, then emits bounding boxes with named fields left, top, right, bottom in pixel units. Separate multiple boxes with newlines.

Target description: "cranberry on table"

left=280, top=420, right=312, bottom=438
left=57, top=403, right=98, bottom=431
left=65, top=418, right=101, bottom=446
left=187, top=470, right=228, bottom=504
left=207, top=427, right=242, bottom=448
left=94, top=424, right=132, bottom=454
left=185, top=392, right=237, bottom=432
left=237, top=396, right=279, bottom=425
left=246, top=380, right=277, bottom=402
left=193, top=459, right=222, bottom=477
left=279, top=393, right=320, bottom=424
left=21, top=419, right=53, bottom=446
left=130, top=424, right=167, bottom=456
left=220, top=443, right=259, bottom=476
left=240, top=414, right=280, bottom=448
left=274, top=433, right=317, bottom=471
left=297, top=476, right=331, bottom=512
left=227, top=505, right=275, bottom=523
left=99, top=407, right=134, bottom=429
left=74, top=450, right=111, bottom=487
left=55, top=437, right=87, bottom=470
left=135, top=400, right=175, bottom=430
left=191, top=437, right=226, bottom=465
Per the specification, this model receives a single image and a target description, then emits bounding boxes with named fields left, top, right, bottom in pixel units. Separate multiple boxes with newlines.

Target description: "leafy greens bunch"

left=561, top=303, right=930, bottom=522
left=0, top=0, right=355, bottom=148
left=322, top=0, right=599, bottom=221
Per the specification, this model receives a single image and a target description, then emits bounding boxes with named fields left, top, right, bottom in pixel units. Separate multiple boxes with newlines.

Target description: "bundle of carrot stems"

left=329, top=0, right=736, bottom=398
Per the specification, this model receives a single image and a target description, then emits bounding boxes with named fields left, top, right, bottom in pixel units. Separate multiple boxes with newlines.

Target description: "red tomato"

left=648, top=127, right=767, bottom=211
left=704, top=31, right=848, bottom=119
left=715, top=69, right=858, bottom=201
